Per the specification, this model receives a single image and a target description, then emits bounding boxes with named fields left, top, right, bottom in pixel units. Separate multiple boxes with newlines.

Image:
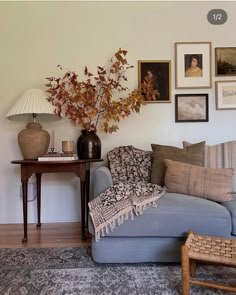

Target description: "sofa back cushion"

left=107, top=145, right=151, bottom=184
left=151, top=141, right=205, bottom=186
left=183, top=140, right=236, bottom=193
left=164, top=159, right=233, bottom=202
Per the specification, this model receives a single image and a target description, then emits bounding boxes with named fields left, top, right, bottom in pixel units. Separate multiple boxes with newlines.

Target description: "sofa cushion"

left=89, top=192, right=232, bottom=238
left=107, top=145, right=151, bottom=184
left=221, top=194, right=236, bottom=235
left=164, top=159, right=233, bottom=202
left=91, top=236, right=185, bottom=263
left=183, top=140, right=236, bottom=193
left=151, top=141, right=205, bottom=186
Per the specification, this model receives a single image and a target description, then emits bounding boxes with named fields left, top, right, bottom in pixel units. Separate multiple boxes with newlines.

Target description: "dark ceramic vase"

left=77, top=130, right=101, bottom=159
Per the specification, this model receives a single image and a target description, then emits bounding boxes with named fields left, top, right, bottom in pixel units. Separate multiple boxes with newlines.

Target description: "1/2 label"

left=207, top=9, right=227, bottom=25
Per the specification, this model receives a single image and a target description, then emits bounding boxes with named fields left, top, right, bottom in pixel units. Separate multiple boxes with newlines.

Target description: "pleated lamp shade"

left=6, top=89, right=56, bottom=120
left=6, top=89, right=58, bottom=160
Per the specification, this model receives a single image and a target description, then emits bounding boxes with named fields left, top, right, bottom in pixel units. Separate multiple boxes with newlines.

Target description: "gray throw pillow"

left=151, top=141, right=205, bottom=186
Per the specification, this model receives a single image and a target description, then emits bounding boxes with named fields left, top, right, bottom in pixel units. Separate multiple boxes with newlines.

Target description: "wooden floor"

left=0, top=222, right=91, bottom=248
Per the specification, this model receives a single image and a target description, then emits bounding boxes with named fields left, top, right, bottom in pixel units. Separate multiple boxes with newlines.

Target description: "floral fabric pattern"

left=107, top=145, right=151, bottom=184
left=89, top=146, right=165, bottom=241
left=89, top=181, right=165, bottom=241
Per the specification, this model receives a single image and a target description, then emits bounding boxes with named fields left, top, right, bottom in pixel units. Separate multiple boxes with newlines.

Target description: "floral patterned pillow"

left=107, top=146, right=151, bottom=184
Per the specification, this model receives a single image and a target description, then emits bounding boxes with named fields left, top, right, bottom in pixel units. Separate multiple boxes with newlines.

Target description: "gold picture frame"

left=138, top=60, right=171, bottom=103
left=215, top=47, right=236, bottom=76
left=216, top=80, right=236, bottom=110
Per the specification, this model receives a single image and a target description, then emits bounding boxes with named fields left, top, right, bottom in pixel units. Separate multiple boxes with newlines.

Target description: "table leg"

left=81, top=179, right=87, bottom=240
left=190, top=260, right=197, bottom=277
left=22, top=180, right=28, bottom=242
left=36, top=173, right=42, bottom=227
left=85, top=163, right=90, bottom=227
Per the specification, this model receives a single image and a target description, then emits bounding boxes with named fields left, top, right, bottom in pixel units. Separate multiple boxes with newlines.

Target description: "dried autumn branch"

left=46, top=48, right=145, bottom=133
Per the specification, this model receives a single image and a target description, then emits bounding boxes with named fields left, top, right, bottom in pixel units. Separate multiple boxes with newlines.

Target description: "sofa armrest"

left=93, top=166, right=113, bottom=198
left=221, top=194, right=236, bottom=235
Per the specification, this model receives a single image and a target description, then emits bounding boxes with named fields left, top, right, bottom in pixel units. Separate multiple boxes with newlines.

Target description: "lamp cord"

left=20, top=184, right=37, bottom=202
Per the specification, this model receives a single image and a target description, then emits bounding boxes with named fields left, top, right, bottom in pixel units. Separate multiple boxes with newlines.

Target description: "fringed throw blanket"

left=89, top=146, right=165, bottom=241
left=89, top=182, right=165, bottom=241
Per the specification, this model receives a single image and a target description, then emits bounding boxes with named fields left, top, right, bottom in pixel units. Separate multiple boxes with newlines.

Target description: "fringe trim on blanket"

left=90, top=192, right=164, bottom=242
left=89, top=206, right=133, bottom=242
left=133, top=194, right=162, bottom=216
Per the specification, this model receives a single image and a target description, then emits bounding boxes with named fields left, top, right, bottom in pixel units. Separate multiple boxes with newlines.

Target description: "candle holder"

left=49, top=147, right=56, bottom=154
left=62, top=141, right=74, bottom=154
left=49, top=129, right=56, bottom=154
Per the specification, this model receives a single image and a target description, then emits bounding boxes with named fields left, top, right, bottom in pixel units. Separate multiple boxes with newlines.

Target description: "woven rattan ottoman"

left=181, top=230, right=236, bottom=295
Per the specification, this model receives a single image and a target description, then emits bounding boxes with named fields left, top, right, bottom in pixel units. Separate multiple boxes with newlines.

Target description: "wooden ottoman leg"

left=181, top=245, right=190, bottom=295
left=190, top=260, right=197, bottom=278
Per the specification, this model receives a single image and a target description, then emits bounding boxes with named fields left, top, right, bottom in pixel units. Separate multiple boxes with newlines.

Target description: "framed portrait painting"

left=216, top=80, right=236, bottom=110
left=175, top=42, right=212, bottom=89
left=175, top=94, right=209, bottom=122
left=138, top=60, right=171, bottom=103
left=215, top=47, right=236, bottom=76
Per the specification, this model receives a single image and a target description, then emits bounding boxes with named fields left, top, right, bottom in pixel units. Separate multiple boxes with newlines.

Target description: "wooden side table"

left=11, top=159, right=103, bottom=242
left=181, top=230, right=236, bottom=295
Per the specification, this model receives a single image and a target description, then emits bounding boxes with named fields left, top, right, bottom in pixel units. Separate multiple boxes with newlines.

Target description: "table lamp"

left=6, top=88, right=58, bottom=160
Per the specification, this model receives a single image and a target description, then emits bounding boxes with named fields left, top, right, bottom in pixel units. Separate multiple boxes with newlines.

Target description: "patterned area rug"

left=0, top=246, right=235, bottom=295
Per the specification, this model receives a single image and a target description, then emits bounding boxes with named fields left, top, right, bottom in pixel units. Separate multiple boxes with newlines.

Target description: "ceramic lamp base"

left=18, top=122, right=50, bottom=160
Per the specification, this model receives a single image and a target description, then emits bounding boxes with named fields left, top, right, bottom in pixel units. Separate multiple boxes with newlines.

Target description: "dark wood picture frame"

left=215, top=47, right=236, bottom=76
left=138, top=60, right=171, bottom=103
left=175, top=94, right=209, bottom=122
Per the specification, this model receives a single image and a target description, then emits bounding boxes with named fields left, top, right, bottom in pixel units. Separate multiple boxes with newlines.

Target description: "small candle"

left=62, top=141, right=74, bottom=154
left=51, top=129, right=55, bottom=150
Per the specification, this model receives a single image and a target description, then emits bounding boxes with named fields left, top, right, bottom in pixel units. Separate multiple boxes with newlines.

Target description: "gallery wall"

left=0, top=1, right=236, bottom=223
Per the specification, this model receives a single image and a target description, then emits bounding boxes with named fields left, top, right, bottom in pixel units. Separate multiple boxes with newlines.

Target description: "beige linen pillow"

left=151, top=141, right=205, bottom=186
left=164, top=159, right=233, bottom=202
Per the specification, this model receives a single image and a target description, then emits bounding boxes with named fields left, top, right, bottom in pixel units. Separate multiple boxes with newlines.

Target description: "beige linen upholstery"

left=164, top=159, right=233, bottom=202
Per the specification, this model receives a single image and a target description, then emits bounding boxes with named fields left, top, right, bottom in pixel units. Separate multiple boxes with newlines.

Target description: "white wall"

left=1, top=1, right=236, bottom=223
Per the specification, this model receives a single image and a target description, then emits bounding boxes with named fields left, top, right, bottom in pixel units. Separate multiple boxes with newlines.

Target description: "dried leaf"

left=45, top=48, right=145, bottom=133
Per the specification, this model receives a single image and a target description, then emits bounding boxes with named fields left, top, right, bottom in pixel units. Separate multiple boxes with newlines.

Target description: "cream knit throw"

left=89, top=182, right=165, bottom=241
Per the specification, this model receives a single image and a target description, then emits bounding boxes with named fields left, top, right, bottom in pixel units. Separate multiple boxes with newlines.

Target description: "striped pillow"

left=164, top=159, right=233, bottom=202
left=183, top=141, right=236, bottom=193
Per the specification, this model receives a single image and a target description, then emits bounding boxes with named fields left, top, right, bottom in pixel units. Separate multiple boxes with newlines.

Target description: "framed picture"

left=175, top=42, right=212, bottom=89
left=138, top=60, right=171, bottom=103
left=175, top=94, right=209, bottom=122
left=215, top=47, right=236, bottom=76
left=216, top=80, right=236, bottom=110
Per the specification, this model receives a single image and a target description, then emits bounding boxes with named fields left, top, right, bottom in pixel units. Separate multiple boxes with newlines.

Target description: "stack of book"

left=38, top=153, right=78, bottom=161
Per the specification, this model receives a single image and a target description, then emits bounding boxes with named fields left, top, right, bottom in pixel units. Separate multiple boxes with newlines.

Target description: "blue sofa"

left=89, top=165, right=236, bottom=263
